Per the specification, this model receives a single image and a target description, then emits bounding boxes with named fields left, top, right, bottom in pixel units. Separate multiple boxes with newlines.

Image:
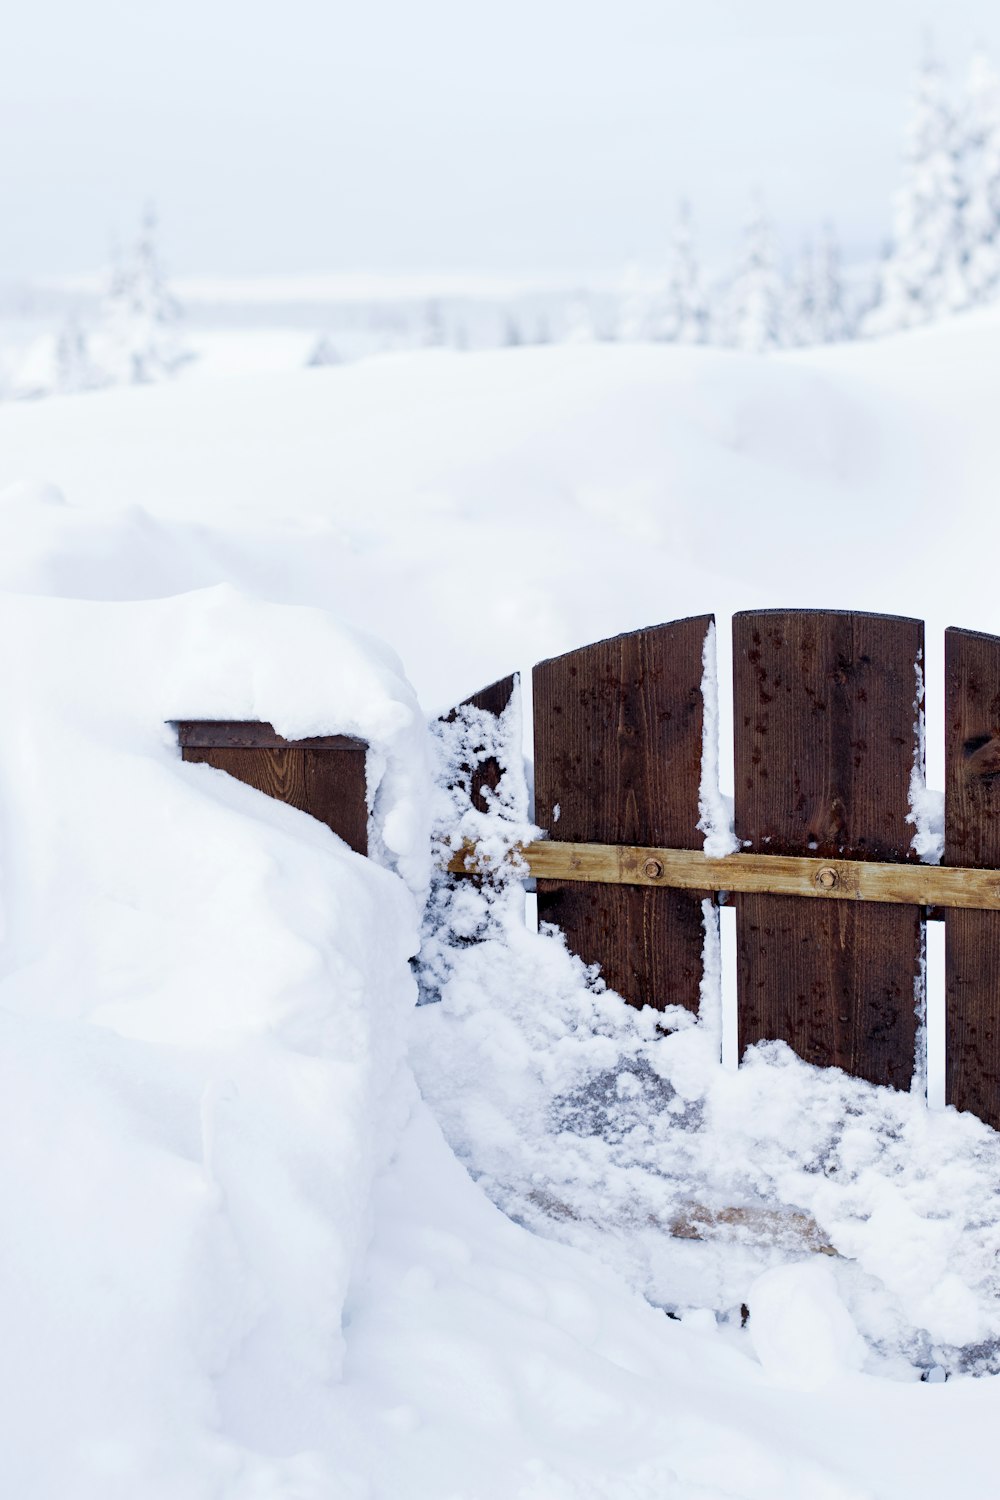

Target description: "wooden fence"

left=174, top=609, right=1000, bottom=1135
left=175, top=720, right=369, bottom=855
left=451, top=611, right=1000, bottom=1135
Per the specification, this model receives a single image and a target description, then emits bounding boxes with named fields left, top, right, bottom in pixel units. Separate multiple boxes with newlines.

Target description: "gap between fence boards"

left=445, top=840, right=1000, bottom=914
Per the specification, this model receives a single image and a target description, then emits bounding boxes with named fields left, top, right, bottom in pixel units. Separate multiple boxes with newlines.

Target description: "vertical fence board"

left=945, top=627, right=1000, bottom=1128
left=424, top=676, right=519, bottom=1005
left=733, top=610, right=924, bottom=1088
left=445, top=675, right=517, bottom=813
left=533, top=616, right=712, bottom=1013
left=177, top=722, right=368, bottom=854
left=300, top=748, right=369, bottom=855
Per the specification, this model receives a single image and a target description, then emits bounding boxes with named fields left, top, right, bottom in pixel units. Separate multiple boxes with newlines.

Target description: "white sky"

left=3, top=0, right=997, bottom=278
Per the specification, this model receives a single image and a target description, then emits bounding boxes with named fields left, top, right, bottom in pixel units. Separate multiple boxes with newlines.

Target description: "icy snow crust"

left=4, top=325, right=1000, bottom=1492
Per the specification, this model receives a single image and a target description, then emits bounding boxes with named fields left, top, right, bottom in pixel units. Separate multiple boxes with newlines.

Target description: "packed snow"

left=417, top=676, right=1000, bottom=1379
left=4, top=314, right=1000, bottom=1494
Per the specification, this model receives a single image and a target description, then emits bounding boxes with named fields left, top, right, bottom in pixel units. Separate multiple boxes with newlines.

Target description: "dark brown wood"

left=533, top=617, right=713, bottom=1013
left=733, top=610, right=924, bottom=1088
left=945, top=627, right=1000, bottom=1128
left=175, top=720, right=361, bottom=751
left=178, top=724, right=368, bottom=855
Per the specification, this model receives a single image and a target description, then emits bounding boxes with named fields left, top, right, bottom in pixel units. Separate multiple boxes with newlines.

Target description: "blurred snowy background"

left=4, top=5, right=1000, bottom=393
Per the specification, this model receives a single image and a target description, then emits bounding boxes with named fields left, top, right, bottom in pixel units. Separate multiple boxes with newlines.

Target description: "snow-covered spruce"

left=866, top=56, right=974, bottom=334
left=92, top=205, right=195, bottom=385
left=724, top=193, right=785, bottom=352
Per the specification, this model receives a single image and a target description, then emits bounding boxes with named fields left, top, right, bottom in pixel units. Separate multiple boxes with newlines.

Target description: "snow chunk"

left=749, top=1261, right=866, bottom=1389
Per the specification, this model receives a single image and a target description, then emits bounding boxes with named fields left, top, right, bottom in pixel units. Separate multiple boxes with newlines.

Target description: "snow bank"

left=0, top=339, right=931, bottom=709
left=0, top=586, right=426, bottom=1495
left=4, top=582, right=964, bottom=1500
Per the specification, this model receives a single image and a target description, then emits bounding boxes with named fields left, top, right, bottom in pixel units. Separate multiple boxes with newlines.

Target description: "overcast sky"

left=3, top=0, right=996, bottom=279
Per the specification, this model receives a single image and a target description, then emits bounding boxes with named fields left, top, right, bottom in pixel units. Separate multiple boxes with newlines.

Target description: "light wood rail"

left=446, top=839, right=1000, bottom=912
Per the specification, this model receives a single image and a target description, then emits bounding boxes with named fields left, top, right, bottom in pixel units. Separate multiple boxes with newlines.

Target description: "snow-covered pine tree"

left=421, top=300, right=446, bottom=347
left=656, top=201, right=710, bottom=343
left=563, top=295, right=597, bottom=343
left=813, top=221, right=851, bottom=342
left=785, top=242, right=818, bottom=346
left=864, top=55, right=973, bottom=335
left=53, top=318, right=106, bottom=394
left=725, top=193, right=785, bottom=352
left=616, top=262, right=655, bottom=341
left=94, top=206, right=193, bottom=383
left=306, top=334, right=341, bottom=367
left=963, top=49, right=1000, bottom=302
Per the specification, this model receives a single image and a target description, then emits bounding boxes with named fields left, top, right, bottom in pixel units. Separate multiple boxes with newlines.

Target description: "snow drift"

left=5, top=320, right=1000, bottom=1494
left=0, top=587, right=427, bottom=1495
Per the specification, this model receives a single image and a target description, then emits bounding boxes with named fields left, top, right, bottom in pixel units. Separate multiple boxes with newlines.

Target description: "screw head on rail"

left=643, top=857, right=664, bottom=880
left=816, top=866, right=839, bottom=890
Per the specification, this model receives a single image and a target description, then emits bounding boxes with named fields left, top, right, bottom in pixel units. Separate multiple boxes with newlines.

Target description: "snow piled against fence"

left=0, top=586, right=430, bottom=1495
left=4, top=584, right=968, bottom=1500
left=415, top=679, right=1000, bottom=1380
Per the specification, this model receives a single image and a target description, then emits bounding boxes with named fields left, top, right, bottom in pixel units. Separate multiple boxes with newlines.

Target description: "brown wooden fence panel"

left=945, top=627, right=1000, bottom=1128
left=443, top=675, right=517, bottom=813
left=733, top=610, right=924, bottom=1088
left=533, top=617, right=712, bottom=1013
left=176, top=721, right=368, bottom=854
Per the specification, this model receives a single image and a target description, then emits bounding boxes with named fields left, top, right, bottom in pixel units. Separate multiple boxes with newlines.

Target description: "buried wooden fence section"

left=452, top=610, right=1000, bottom=1134
left=174, top=611, right=1000, bottom=1137
left=174, top=720, right=369, bottom=855
left=732, top=610, right=924, bottom=1091
left=533, top=618, right=711, bottom=1013
left=442, top=675, right=517, bottom=813
left=945, top=628, right=1000, bottom=1123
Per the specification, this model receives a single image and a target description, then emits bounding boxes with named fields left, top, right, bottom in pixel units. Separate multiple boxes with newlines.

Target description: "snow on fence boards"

left=945, top=627, right=1000, bottom=1129
left=732, top=610, right=925, bottom=1090
left=442, top=674, right=518, bottom=812
left=532, top=617, right=712, bottom=1014
left=175, top=720, right=369, bottom=854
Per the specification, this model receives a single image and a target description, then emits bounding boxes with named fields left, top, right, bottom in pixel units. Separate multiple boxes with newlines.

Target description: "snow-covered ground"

left=3, top=312, right=1000, bottom=1495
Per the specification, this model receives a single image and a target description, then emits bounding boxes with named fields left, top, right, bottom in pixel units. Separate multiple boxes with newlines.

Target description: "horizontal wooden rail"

left=446, top=840, right=1000, bottom=913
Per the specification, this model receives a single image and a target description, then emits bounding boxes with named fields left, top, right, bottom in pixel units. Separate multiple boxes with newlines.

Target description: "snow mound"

left=0, top=335, right=944, bottom=707
left=748, top=1261, right=867, bottom=1389
left=0, top=587, right=425, bottom=1494
left=2, top=582, right=942, bottom=1500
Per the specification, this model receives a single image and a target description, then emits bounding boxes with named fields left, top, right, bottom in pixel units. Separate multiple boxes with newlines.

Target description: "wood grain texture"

left=533, top=616, right=712, bottom=1013
left=180, top=728, right=368, bottom=855
left=448, top=839, right=1000, bottom=908
left=733, top=610, right=924, bottom=1089
left=301, top=748, right=369, bottom=855
left=945, top=627, right=1000, bottom=1128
